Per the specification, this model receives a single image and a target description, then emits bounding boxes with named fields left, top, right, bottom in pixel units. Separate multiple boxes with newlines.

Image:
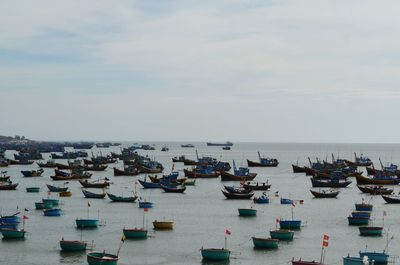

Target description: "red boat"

left=292, top=260, right=324, bottom=265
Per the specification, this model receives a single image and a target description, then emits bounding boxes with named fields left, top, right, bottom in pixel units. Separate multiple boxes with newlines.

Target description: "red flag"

left=143, top=208, right=149, bottom=212
left=323, top=234, right=329, bottom=241
left=322, top=241, right=329, bottom=247
left=23, top=215, right=29, bottom=220
left=276, top=218, right=280, bottom=223
left=225, top=229, right=231, bottom=235
left=299, top=200, right=304, bottom=205
left=88, top=202, right=91, bottom=207
left=47, top=192, right=51, bottom=196
left=275, top=191, right=279, bottom=197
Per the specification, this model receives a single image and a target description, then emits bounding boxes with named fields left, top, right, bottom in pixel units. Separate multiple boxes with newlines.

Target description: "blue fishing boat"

left=43, top=208, right=62, bottom=216
left=0, top=214, right=20, bottom=224
left=42, top=198, right=60, bottom=206
left=359, top=251, right=389, bottom=264
left=138, top=179, right=161, bottom=189
left=351, top=211, right=371, bottom=219
left=348, top=216, right=369, bottom=226
left=247, top=152, right=279, bottom=167
left=279, top=220, right=301, bottom=230
left=76, top=219, right=99, bottom=228
left=138, top=201, right=153, bottom=208
left=280, top=198, right=293, bottom=204
left=355, top=203, right=373, bottom=211
left=253, top=194, right=270, bottom=204
left=0, top=223, right=19, bottom=229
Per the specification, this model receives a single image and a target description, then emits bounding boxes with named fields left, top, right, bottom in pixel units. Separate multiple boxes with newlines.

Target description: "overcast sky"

left=1, top=0, right=399, bottom=142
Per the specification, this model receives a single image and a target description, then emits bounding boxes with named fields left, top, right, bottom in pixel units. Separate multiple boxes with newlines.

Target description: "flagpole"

left=224, top=235, right=227, bottom=249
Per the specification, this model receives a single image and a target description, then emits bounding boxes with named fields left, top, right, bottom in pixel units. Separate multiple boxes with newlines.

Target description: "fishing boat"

left=348, top=216, right=369, bottom=226
left=222, top=146, right=231, bottom=150
left=183, top=168, right=220, bottom=178
left=206, top=141, right=233, bottom=147
left=0, top=172, right=10, bottom=182
left=79, top=179, right=110, bottom=188
left=310, top=178, right=352, bottom=188
left=21, top=168, right=44, bottom=177
left=51, top=173, right=92, bottom=181
left=201, top=248, right=231, bottom=261
left=37, top=160, right=56, bottom=168
left=160, top=185, right=186, bottom=193
left=42, top=198, right=60, bottom=206
left=292, top=260, right=324, bottom=265
left=47, top=184, right=69, bottom=192
left=355, top=203, right=373, bottom=211
left=280, top=198, right=294, bottom=204
left=381, top=195, right=400, bottom=204
left=253, top=194, right=270, bottom=204
left=352, top=153, right=373, bottom=167
left=161, top=145, right=169, bottom=152
left=59, top=191, right=72, bottom=197
left=35, top=202, right=53, bottom=210
left=26, top=187, right=40, bottom=193
left=242, top=181, right=271, bottom=191
left=238, top=208, right=257, bottom=216
left=76, top=219, right=99, bottom=228
left=172, top=155, right=186, bottom=162
left=9, top=159, right=34, bottom=165
left=43, top=208, right=62, bottom=216
left=280, top=220, right=302, bottom=230
left=222, top=189, right=254, bottom=199
left=359, top=251, right=389, bottom=264
left=82, top=189, right=106, bottom=199
left=252, top=237, right=278, bottom=249
left=247, top=152, right=279, bottom=167
left=107, top=193, right=138, bottom=202
left=56, top=163, right=75, bottom=170
left=292, top=164, right=307, bottom=173
left=183, top=158, right=197, bottom=166
left=138, top=201, right=153, bottom=208
left=0, top=214, right=20, bottom=224
left=270, top=229, right=294, bottom=240
left=310, top=189, right=339, bottom=198
left=113, top=166, right=139, bottom=176
left=0, top=228, right=26, bottom=239
left=60, top=239, right=88, bottom=251
left=87, top=252, right=119, bottom=265
left=138, top=179, right=162, bottom=189
left=0, top=182, right=18, bottom=190
left=351, top=211, right=371, bottom=218
left=357, top=185, right=393, bottom=195
left=359, top=226, right=383, bottom=236
left=181, top=144, right=195, bottom=148
left=153, top=220, right=174, bottom=230
left=220, top=171, right=257, bottom=181
left=83, top=164, right=108, bottom=171
left=355, top=175, right=400, bottom=185
left=122, top=228, right=148, bottom=239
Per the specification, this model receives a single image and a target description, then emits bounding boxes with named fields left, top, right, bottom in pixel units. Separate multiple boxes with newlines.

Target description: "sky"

left=1, top=0, right=400, bottom=143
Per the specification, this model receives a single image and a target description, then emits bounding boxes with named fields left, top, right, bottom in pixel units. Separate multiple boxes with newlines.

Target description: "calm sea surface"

left=1, top=142, right=400, bottom=265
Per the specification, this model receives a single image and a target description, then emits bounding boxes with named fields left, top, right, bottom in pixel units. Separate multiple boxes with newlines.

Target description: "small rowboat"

left=153, top=220, right=174, bottom=230
left=292, top=259, right=324, bottom=265
left=270, top=229, right=294, bottom=240
left=280, top=198, right=293, bottom=204
left=0, top=183, right=18, bottom=190
left=355, top=203, right=373, bottom=211
left=26, top=187, right=40, bottom=193
left=138, top=201, right=153, bottom=208
left=87, top=252, right=119, bottom=265
left=42, top=198, right=60, bottom=206
left=123, top=228, right=148, bottom=239
left=252, top=237, right=279, bottom=249
left=280, top=220, right=302, bottom=230
left=160, top=185, right=186, bottom=193
left=310, top=189, right=339, bottom=198
left=21, top=168, right=44, bottom=177
left=79, top=179, right=110, bottom=188
left=59, top=191, right=72, bottom=197
left=238, top=208, right=257, bottom=216
left=60, top=239, right=87, bottom=251
left=348, top=216, right=369, bottom=225
left=201, top=248, right=230, bottom=261
left=0, top=228, right=26, bottom=239
left=35, top=202, right=53, bottom=210
left=82, top=189, right=106, bottom=199
left=222, top=190, right=254, bottom=199
left=107, top=193, right=137, bottom=202
left=47, top=184, right=68, bottom=192
left=359, top=226, right=383, bottom=236
left=43, top=208, right=62, bottom=216
left=357, top=185, right=393, bottom=195
left=76, top=219, right=99, bottom=228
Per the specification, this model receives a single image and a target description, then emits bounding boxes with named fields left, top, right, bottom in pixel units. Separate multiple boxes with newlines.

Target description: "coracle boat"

left=21, top=168, right=44, bottom=177
left=355, top=203, right=373, bottom=211
left=356, top=175, right=400, bottom=185
left=0, top=228, right=26, bottom=239
left=310, top=178, right=352, bottom=188
left=47, top=184, right=69, bottom=192
left=238, top=208, right=257, bottom=216
left=26, top=187, right=40, bottom=193
left=43, top=208, right=62, bottom=216
left=60, top=239, right=87, bottom=251
left=201, top=248, right=230, bottom=261
left=42, top=198, right=60, bottom=206
left=82, top=189, right=106, bottom=199
left=79, top=179, right=110, bottom=188
left=87, top=252, right=119, bottom=265
left=153, top=220, right=174, bottom=230
left=107, top=193, right=137, bottom=202
left=242, top=181, right=271, bottom=191
left=247, top=152, right=279, bottom=167
left=357, top=185, right=393, bottom=195
left=59, top=191, right=72, bottom=197
left=270, top=229, right=294, bottom=240
left=222, top=189, right=254, bottom=199
left=252, top=237, right=278, bottom=249
left=35, top=202, right=53, bottom=210
left=381, top=195, right=400, bottom=204
left=76, top=219, right=99, bottom=228
left=280, top=220, right=302, bottom=230
left=310, top=189, right=339, bottom=198
left=351, top=211, right=371, bottom=218
left=123, top=228, right=148, bottom=239
left=348, top=216, right=369, bottom=225
left=160, top=185, right=186, bottom=193
left=359, top=226, right=383, bottom=236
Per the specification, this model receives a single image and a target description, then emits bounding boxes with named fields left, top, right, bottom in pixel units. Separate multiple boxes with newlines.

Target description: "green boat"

left=359, top=226, right=383, bottom=236
left=201, top=248, right=231, bottom=261
left=87, top=252, right=119, bottom=265
left=60, top=239, right=87, bottom=251
left=252, top=237, right=279, bottom=249
left=42, top=198, right=60, bottom=206
left=238, top=208, right=257, bottom=217
left=279, top=220, right=301, bottom=230
left=270, top=229, right=294, bottom=240
left=26, top=187, right=40, bottom=193
left=348, top=216, right=369, bottom=226
left=35, top=202, right=53, bottom=210
left=76, top=219, right=99, bottom=228
left=122, top=228, right=148, bottom=239
left=0, top=228, right=26, bottom=239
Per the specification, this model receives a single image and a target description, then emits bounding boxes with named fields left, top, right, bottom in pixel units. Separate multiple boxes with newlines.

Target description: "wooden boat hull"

left=270, top=229, right=294, bottom=240
left=238, top=208, right=257, bottom=216
left=60, top=240, right=87, bottom=251
left=153, top=221, right=174, bottom=230
left=123, top=228, right=148, bottom=239
left=220, top=170, right=257, bottom=181
left=201, top=248, right=230, bottom=261
left=160, top=185, right=186, bottom=193
left=247, top=159, right=278, bottom=167
left=87, top=252, right=119, bottom=265
left=76, top=219, right=99, bottom=228
left=183, top=169, right=220, bottom=178
left=113, top=167, right=138, bottom=176
left=107, top=193, right=137, bottom=202
left=311, top=178, right=351, bottom=188
left=21, top=169, right=43, bottom=177
left=279, top=220, right=301, bottom=230
left=0, top=183, right=18, bottom=190
left=292, top=260, right=324, bottom=265
left=51, top=174, right=92, bottom=181
left=79, top=180, right=110, bottom=188
left=222, top=190, right=254, bottom=199
left=0, top=228, right=26, bottom=239
left=47, top=184, right=69, bottom=192
left=82, top=190, right=106, bottom=199
left=310, top=189, right=339, bottom=198
left=381, top=195, right=400, bottom=203
left=359, top=226, right=383, bottom=236
left=26, top=187, right=40, bottom=193
left=84, top=165, right=108, bottom=171
left=292, top=164, right=306, bottom=173
left=252, top=237, right=278, bottom=249
left=357, top=185, right=393, bottom=195
left=243, top=183, right=271, bottom=191
left=356, top=175, right=400, bottom=185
